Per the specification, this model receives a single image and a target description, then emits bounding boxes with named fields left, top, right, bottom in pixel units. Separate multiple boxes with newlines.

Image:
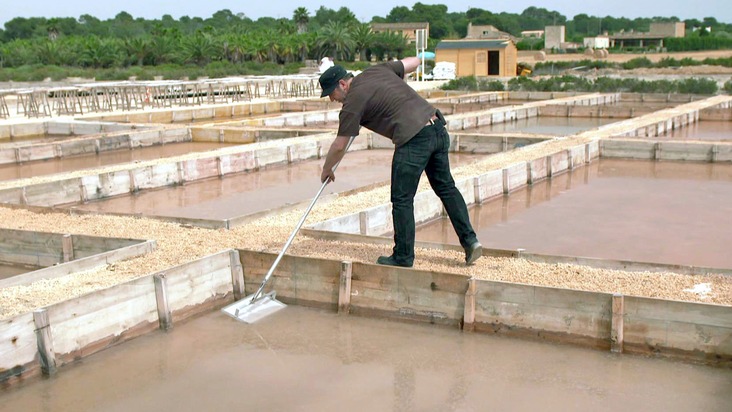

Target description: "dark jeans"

left=389, top=112, right=478, bottom=265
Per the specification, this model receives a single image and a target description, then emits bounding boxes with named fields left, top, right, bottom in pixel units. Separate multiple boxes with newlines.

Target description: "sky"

left=2, top=0, right=730, bottom=28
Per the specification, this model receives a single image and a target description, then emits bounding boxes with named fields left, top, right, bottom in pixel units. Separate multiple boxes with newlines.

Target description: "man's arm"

left=320, top=135, right=351, bottom=183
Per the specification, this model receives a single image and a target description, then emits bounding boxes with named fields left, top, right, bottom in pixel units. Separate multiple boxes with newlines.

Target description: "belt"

left=425, top=114, right=439, bottom=126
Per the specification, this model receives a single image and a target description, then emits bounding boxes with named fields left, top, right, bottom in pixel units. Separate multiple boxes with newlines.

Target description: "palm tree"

left=46, top=18, right=60, bottom=41
left=35, top=40, right=64, bottom=65
left=124, top=37, right=150, bottom=66
left=350, top=23, right=375, bottom=62
left=150, top=35, right=177, bottom=65
left=316, top=21, right=354, bottom=61
left=180, top=33, right=219, bottom=66
left=293, top=7, right=310, bottom=34
left=80, top=36, right=121, bottom=68
left=293, top=32, right=314, bottom=62
left=245, top=34, right=268, bottom=63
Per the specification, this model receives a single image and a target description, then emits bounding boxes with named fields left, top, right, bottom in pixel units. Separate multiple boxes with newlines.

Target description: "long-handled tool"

left=222, top=136, right=355, bottom=323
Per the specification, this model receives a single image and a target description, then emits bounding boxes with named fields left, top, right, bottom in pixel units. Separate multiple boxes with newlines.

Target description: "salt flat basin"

left=0, top=142, right=234, bottom=181
left=416, top=158, right=732, bottom=269
left=660, top=120, right=732, bottom=141
left=470, top=116, right=620, bottom=135
left=67, top=150, right=483, bottom=221
left=0, top=262, right=41, bottom=280
left=1, top=306, right=730, bottom=412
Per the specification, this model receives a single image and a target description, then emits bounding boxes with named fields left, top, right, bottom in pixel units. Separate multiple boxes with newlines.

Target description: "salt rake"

left=222, top=136, right=356, bottom=323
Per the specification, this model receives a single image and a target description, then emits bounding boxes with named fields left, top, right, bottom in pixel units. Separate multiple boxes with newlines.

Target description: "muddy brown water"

left=0, top=142, right=234, bottom=181
left=471, top=116, right=620, bottom=135
left=661, top=120, right=732, bottom=141
left=416, top=158, right=732, bottom=269
left=1, top=306, right=730, bottom=411
left=67, top=150, right=483, bottom=221
left=0, top=262, right=39, bottom=280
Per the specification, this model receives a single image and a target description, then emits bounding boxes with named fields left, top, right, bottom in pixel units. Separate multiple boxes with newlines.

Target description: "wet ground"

left=0, top=142, right=235, bottom=181
left=0, top=262, right=39, bottom=280
left=661, top=120, right=732, bottom=141
left=471, top=116, right=620, bottom=135
left=67, top=150, right=483, bottom=222
left=416, top=158, right=732, bottom=269
left=1, top=306, right=730, bottom=412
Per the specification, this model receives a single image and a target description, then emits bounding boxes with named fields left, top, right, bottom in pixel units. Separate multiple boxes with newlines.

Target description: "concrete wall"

left=0, top=250, right=239, bottom=384
left=2, top=243, right=730, bottom=385
left=545, top=26, right=566, bottom=50
left=0, top=127, right=188, bottom=166
left=0, top=228, right=156, bottom=288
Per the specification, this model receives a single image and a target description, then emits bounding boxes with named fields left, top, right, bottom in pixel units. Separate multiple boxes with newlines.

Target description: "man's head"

left=319, top=65, right=353, bottom=101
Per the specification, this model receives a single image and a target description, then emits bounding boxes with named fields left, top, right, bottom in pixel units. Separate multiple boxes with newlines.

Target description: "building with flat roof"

left=370, top=22, right=429, bottom=44
left=610, top=22, right=685, bottom=49
left=435, top=39, right=518, bottom=77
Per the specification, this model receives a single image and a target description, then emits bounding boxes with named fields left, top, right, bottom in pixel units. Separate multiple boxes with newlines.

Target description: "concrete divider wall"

left=474, top=169, right=504, bottom=203
left=539, top=105, right=640, bottom=119
left=503, top=162, right=528, bottom=193
left=428, top=91, right=508, bottom=105
left=620, top=93, right=703, bottom=103
left=0, top=127, right=186, bottom=166
left=81, top=100, right=293, bottom=124
left=240, top=251, right=342, bottom=310
left=24, top=179, right=81, bottom=206
left=0, top=313, right=37, bottom=383
left=350, top=263, right=469, bottom=325
left=218, top=151, right=258, bottom=176
left=237, top=251, right=732, bottom=364
left=360, top=204, right=392, bottom=236
left=0, top=122, right=45, bottom=139
left=0, top=228, right=155, bottom=285
left=0, top=250, right=238, bottom=384
left=601, top=140, right=732, bottom=162
left=0, top=229, right=66, bottom=266
left=623, top=296, right=732, bottom=360
left=2, top=247, right=730, bottom=385
left=700, top=108, right=732, bottom=121
left=0, top=133, right=364, bottom=208
left=470, top=280, right=613, bottom=348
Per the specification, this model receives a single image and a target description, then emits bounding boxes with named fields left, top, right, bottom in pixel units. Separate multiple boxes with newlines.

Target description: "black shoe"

left=377, top=255, right=413, bottom=268
left=464, top=242, right=482, bottom=265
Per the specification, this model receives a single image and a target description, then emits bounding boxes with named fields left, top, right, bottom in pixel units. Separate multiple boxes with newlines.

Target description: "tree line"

left=1, top=4, right=730, bottom=71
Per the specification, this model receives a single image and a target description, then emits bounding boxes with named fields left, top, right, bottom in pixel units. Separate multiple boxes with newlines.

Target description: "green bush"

left=676, top=78, right=718, bottom=94
left=505, top=75, right=719, bottom=95
left=0, top=61, right=308, bottom=82
left=666, top=36, right=732, bottom=51
left=621, top=57, right=653, bottom=70
left=724, top=79, right=732, bottom=94
left=441, top=76, right=480, bottom=91
left=478, top=79, right=505, bottom=91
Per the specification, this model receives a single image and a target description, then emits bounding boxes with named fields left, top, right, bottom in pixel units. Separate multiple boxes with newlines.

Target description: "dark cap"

left=319, top=65, right=349, bottom=98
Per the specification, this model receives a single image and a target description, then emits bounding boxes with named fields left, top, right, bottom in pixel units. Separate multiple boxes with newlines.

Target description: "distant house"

left=544, top=26, right=565, bottom=50
left=521, top=30, right=544, bottom=38
left=610, top=22, right=685, bottom=49
left=370, top=22, right=429, bottom=44
left=584, top=36, right=610, bottom=49
left=435, top=39, right=518, bottom=77
left=465, top=23, right=517, bottom=42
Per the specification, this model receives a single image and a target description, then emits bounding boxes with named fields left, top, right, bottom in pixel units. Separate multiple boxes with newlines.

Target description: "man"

left=318, top=57, right=481, bottom=268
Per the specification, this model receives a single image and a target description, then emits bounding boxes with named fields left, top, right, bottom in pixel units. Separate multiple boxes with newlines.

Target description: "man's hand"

left=320, top=135, right=351, bottom=183
left=321, top=168, right=335, bottom=183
